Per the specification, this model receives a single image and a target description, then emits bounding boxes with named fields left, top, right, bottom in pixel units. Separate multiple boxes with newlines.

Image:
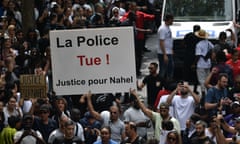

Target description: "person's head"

left=219, top=31, right=227, bottom=41
left=64, top=120, right=75, bottom=139
left=178, top=81, right=189, bottom=96
left=7, top=96, right=17, bottom=109
left=215, top=50, right=227, bottom=63
left=217, top=73, right=228, bottom=89
left=231, top=101, right=240, bottom=114
left=8, top=115, right=21, bottom=129
left=231, top=49, right=239, bottom=62
left=166, top=131, right=180, bottom=144
left=129, top=94, right=144, bottom=110
left=208, top=115, right=218, bottom=129
left=59, top=114, right=69, bottom=132
left=195, top=120, right=207, bottom=137
left=84, top=111, right=95, bottom=125
left=15, top=29, right=24, bottom=41
left=127, top=11, right=136, bottom=22
left=128, top=2, right=137, bottom=12
left=234, top=74, right=240, bottom=89
left=148, top=62, right=158, bottom=74
left=109, top=105, right=120, bottom=121
left=159, top=102, right=170, bottom=118
left=124, top=121, right=137, bottom=137
left=22, top=113, right=34, bottom=130
left=193, top=25, right=201, bottom=33
left=70, top=108, right=81, bottom=122
left=94, top=2, right=104, bottom=14
left=164, top=14, right=174, bottom=26
left=55, top=97, right=68, bottom=112
left=7, top=24, right=15, bottom=35
left=3, top=38, right=12, bottom=48
left=100, top=126, right=111, bottom=143
left=112, top=7, right=119, bottom=17
left=39, top=104, right=50, bottom=121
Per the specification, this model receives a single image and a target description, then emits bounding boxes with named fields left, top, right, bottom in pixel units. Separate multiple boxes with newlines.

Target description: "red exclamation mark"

left=106, top=54, right=110, bottom=64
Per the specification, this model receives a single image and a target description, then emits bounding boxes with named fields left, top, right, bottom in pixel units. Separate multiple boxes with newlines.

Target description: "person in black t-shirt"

left=138, top=62, right=165, bottom=109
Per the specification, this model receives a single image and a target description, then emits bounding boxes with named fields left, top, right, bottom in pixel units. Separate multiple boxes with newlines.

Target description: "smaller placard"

left=20, top=74, right=47, bottom=98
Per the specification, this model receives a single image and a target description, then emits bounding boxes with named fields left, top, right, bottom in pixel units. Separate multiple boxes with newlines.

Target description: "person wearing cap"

left=193, top=29, right=214, bottom=97
left=224, top=101, right=240, bottom=138
left=130, top=89, right=180, bottom=144
left=32, top=104, right=57, bottom=143
left=123, top=95, right=151, bottom=139
left=14, top=113, right=46, bottom=144
left=79, top=111, right=102, bottom=144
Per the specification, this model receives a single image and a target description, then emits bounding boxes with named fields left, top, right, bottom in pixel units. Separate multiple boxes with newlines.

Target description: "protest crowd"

left=1, top=0, right=240, bottom=144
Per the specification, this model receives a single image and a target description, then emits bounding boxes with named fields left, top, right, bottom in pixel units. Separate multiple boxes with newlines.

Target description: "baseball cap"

left=231, top=101, right=240, bottom=108
left=23, top=113, right=33, bottom=121
left=39, top=104, right=50, bottom=112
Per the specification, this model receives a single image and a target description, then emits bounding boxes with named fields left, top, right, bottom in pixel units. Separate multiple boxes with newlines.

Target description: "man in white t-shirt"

left=166, top=81, right=200, bottom=137
left=157, top=14, right=174, bottom=80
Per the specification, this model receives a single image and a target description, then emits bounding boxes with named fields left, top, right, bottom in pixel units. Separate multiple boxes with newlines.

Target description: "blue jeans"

left=158, top=54, right=174, bottom=80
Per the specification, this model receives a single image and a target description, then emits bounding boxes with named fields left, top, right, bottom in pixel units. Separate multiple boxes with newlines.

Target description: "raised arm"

left=166, top=83, right=179, bottom=105
left=186, top=83, right=200, bottom=104
left=86, top=91, right=102, bottom=121
left=130, top=89, right=153, bottom=118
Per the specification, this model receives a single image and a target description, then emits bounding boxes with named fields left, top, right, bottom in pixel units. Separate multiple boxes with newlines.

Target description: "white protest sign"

left=50, top=27, right=136, bottom=95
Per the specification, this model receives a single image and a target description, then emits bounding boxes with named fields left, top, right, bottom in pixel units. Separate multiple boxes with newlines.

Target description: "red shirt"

left=121, top=11, right=155, bottom=40
left=226, top=59, right=240, bottom=79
